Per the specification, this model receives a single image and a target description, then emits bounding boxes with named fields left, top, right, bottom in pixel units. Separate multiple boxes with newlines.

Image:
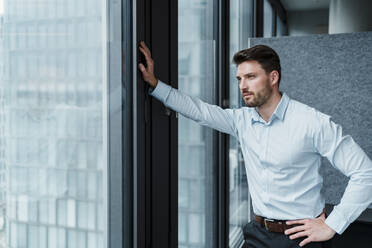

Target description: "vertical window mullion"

left=134, top=0, right=150, bottom=247
left=107, top=0, right=127, bottom=247
left=217, top=0, right=230, bottom=247
left=273, top=9, right=277, bottom=36
left=254, top=0, right=264, bottom=37
left=123, top=0, right=133, bottom=248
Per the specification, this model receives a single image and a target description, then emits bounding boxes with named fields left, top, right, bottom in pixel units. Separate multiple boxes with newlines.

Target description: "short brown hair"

left=233, top=45, right=281, bottom=86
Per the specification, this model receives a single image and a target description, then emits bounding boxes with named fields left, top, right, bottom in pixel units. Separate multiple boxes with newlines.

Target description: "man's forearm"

left=149, top=80, right=239, bottom=137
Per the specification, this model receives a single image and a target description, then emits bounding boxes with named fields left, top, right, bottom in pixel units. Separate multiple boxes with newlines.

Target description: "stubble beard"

left=243, top=80, right=273, bottom=107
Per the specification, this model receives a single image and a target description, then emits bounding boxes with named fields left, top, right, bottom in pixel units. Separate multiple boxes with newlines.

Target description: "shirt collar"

left=273, top=92, right=290, bottom=121
left=251, top=92, right=290, bottom=124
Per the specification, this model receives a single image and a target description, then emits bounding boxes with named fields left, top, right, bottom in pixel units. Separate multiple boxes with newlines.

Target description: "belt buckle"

left=264, top=218, right=275, bottom=231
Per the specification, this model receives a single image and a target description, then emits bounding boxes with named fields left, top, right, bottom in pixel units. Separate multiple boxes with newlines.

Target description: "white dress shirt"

left=149, top=80, right=372, bottom=234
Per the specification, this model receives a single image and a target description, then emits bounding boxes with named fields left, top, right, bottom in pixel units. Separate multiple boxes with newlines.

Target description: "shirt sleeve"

left=313, top=111, right=372, bottom=234
left=149, top=80, right=239, bottom=138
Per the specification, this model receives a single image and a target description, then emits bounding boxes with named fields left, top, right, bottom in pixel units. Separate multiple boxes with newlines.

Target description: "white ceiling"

left=281, top=0, right=330, bottom=11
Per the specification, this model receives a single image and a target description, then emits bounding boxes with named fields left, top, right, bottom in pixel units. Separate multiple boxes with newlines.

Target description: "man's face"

left=236, top=61, right=273, bottom=107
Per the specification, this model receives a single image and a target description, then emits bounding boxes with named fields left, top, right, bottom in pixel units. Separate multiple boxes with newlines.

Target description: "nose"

left=239, top=78, right=248, bottom=91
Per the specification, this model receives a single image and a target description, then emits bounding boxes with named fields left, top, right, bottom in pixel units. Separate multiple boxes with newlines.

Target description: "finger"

left=285, top=225, right=307, bottom=235
left=286, top=219, right=308, bottom=225
left=139, top=47, right=154, bottom=72
left=299, top=237, right=313, bottom=247
left=317, top=212, right=326, bottom=220
left=139, top=46, right=148, bottom=57
left=289, top=231, right=309, bottom=240
left=138, top=63, right=147, bottom=73
left=139, top=41, right=151, bottom=57
left=140, top=41, right=152, bottom=56
left=139, top=47, right=149, bottom=63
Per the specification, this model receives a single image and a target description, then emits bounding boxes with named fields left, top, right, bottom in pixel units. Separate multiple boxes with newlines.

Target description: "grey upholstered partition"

left=249, top=31, right=372, bottom=210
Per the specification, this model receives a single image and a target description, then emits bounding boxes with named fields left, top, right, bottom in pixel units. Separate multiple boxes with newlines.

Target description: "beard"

left=243, top=80, right=273, bottom=107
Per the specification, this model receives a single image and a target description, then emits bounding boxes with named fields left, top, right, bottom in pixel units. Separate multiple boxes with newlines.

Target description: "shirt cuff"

left=324, top=208, right=350, bottom=234
left=148, top=80, right=172, bottom=102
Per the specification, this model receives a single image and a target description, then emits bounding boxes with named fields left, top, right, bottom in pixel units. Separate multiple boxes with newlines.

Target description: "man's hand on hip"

left=284, top=212, right=336, bottom=247
left=138, top=41, right=158, bottom=88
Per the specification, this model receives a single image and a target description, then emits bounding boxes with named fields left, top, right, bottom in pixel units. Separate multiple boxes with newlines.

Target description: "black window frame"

left=131, top=1, right=288, bottom=248
left=216, top=0, right=230, bottom=247
left=135, top=0, right=178, bottom=248
left=108, top=0, right=133, bottom=247
left=268, top=0, right=288, bottom=36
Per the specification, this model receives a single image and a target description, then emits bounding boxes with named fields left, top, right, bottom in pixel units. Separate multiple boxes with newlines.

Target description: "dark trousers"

left=242, top=221, right=333, bottom=248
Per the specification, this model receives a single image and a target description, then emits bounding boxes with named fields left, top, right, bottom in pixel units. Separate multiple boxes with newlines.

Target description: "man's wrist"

left=324, top=209, right=349, bottom=235
left=150, top=78, right=158, bottom=88
left=326, top=224, right=336, bottom=236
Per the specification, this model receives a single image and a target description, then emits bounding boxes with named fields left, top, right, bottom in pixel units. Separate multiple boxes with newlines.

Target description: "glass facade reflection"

left=0, top=0, right=106, bottom=247
left=263, top=0, right=274, bottom=37
left=178, top=0, right=216, bottom=247
left=229, top=0, right=253, bottom=247
left=277, top=15, right=287, bottom=37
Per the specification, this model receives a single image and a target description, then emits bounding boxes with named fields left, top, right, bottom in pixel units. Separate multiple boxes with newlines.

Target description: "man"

left=138, top=41, right=372, bottom=247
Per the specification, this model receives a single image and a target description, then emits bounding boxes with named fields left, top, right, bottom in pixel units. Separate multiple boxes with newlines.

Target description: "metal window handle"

left=222, top=99, right=229, bottom=108
left=164, top=107, right=178, bottom=118
left=164, top=107, right=171, bottom=116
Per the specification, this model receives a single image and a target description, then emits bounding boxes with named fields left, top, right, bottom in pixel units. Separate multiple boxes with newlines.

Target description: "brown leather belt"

left=254, top=209, right=326, bottom=233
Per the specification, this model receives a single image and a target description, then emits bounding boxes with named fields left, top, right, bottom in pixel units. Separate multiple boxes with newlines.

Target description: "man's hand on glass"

left=284, top=212, right=336, bottom=247
left=138, top=41, right=158, bottom=88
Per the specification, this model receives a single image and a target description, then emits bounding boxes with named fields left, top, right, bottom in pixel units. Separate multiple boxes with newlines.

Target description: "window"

left=276, top=15, right=286, bottom=37
left=263, top=0, right=274, bottom=37
left=229, top=0, right=253, bottom=247
left=0, top=0, right=111, bottom=247
left=178, top=0, right=217, bottom=247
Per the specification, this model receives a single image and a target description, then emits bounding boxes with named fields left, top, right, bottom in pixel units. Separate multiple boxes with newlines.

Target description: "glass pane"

left=263, top=0, right=274, bottom=37
left=178, top=0, right=216, bottom=247
left=0, top=0, right=106, bottom=247
left=229, top=0, right=253, bottom=246
left=276, top=15, right=286, bottom=37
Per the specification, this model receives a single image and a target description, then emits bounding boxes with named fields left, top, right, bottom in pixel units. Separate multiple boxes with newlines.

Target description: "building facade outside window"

left=178, top=0, right=217, bottom=247
left=0, top=0, right=107, bottom=247
left=229, top=0, right=253, bottom=247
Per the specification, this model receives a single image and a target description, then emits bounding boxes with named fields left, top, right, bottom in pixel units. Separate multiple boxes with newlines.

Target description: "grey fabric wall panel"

left=249, top=31, right=372, bottom=209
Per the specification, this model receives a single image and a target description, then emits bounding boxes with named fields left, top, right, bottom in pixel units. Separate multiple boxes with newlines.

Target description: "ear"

left=270, top=70, right=279, bottom=86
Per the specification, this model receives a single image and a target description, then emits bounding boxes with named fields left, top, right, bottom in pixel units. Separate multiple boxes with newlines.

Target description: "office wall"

left=249, top=31, right=372, bottom=210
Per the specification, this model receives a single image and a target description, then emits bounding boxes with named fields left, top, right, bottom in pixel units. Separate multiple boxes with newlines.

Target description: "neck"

left=257, top=90, right=282, bottom=122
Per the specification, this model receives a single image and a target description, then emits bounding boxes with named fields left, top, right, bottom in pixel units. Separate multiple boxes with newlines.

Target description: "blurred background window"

left=0, top=0, right=107, bottom=247
left=263, top=0, right=274, bottom=37
left=229, top=0, right=254, bottom=247
left=178, top=0, right=217, bottom=247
